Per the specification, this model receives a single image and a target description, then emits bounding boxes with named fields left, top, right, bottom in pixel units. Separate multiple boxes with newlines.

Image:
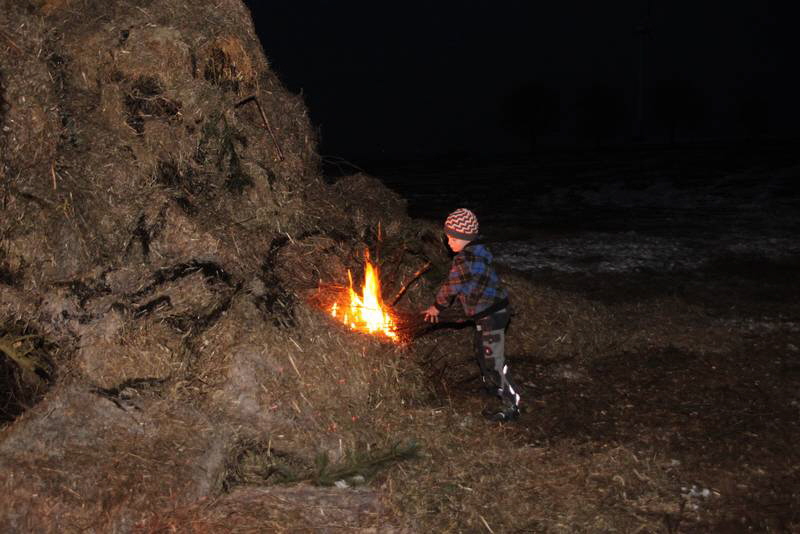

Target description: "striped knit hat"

left=444, top=208, right=479, bottom=240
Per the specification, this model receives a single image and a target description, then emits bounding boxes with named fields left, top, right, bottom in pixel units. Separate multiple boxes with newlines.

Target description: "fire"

left=330, top=250, right=398, bottom=341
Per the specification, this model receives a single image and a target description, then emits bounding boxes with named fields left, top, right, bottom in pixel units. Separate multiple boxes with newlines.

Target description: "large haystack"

left=0, top=1, right=442, bottom=531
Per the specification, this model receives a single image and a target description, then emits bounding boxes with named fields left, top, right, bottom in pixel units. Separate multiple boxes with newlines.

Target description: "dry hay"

left=0, top=0, right=421, bottom=529
left=197, top=36, right=258, bottom=94
left=0, top=383, right=229, bottom=533
left=139, top=485, right=408, bottom=533
left=0, top=321, right=57, bottom=425
left=330, top=172, right=410, bottom=238
left=1, top=0, right=320, bottom=284
left=32, top=0, right=72, bottom=15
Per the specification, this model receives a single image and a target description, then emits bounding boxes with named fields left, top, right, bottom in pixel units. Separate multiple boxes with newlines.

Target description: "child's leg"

left=483, top=327, right=520, bottom=408
left=477, top=310, right=520, bottom=408
left=474, top=327, right=497, bottom=394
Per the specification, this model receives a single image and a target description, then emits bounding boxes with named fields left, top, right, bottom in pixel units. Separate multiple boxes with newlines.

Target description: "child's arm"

left=434, top=254, right=471, bottom=309
left=422, top=255, right=471, bottom=322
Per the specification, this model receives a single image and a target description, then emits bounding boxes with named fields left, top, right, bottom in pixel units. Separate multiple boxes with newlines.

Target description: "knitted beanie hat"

left=444, top=208, right=479, bottom=240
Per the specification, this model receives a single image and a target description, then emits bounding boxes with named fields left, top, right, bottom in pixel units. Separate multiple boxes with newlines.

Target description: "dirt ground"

left=379, top=251, right=800, bottom=533
left=349, top=144, right=800, bottom=533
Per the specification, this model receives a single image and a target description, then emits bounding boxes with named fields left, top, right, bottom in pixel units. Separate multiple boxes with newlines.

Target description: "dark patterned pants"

left=474, top=308, right=520, bottom=407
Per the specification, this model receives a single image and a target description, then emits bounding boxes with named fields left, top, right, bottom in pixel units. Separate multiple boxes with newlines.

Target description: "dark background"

left=243, top=1, right=799, bottom=164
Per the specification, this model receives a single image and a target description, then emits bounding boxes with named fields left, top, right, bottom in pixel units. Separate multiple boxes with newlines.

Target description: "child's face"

left=447, top=235, right=470, bottom=253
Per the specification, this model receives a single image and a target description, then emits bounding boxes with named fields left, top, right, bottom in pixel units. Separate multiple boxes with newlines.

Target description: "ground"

left=380, top=260, right=798, bottom=532
left=367, top=144, right=800, bottom=532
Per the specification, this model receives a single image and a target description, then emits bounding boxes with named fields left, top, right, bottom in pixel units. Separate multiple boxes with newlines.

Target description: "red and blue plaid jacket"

left=434, top=242, right=509, bottom=319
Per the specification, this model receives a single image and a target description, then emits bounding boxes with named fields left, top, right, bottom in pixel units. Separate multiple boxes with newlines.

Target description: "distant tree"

left=500, top=81, right=561, bottom=152
left=651, top=79, right=705, bottom=144
left=576, top=83, right=627, bottom=145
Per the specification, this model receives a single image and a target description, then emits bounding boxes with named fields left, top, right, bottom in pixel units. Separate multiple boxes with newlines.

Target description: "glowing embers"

left=330, top=250, right=398, bottom=341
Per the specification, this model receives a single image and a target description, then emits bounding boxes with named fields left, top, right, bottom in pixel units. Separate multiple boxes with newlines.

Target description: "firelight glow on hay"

left=330, top=251, right=398, bottom=341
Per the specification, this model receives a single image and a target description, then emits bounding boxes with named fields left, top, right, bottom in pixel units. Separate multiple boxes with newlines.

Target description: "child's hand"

left=422, top=306, right=440, bottom=323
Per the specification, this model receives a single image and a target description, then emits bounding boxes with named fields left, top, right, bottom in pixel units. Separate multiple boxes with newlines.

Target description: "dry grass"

left=34, top=0, right=72, bottom=15
left=198, top=36, right=258, bottom=93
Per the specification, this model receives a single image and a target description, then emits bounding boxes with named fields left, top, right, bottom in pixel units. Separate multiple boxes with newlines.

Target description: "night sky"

left=244, top=1, right=799, bottom=161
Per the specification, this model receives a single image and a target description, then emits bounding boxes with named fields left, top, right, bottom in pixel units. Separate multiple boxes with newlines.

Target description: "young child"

left=423, top=208, right=521, bottom=421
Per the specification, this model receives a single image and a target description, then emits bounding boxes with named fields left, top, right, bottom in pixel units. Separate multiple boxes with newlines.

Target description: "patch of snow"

left=681, top=485, right=716, bottom=511
left=492, top=233, right=800, bottom=274
left=710, top=318, right=800, bottom=334
left=682, top=485, right=712, bottom=499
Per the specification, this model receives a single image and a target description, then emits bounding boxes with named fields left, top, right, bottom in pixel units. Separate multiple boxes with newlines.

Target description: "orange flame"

left=330, top=250, right=398, bottom=341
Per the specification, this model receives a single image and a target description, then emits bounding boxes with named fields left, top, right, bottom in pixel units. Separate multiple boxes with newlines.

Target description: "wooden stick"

left=376, top=221, right=382, bottom=264
left=235, top=95, right=284, bottom=161
left=390, top=261, right=432, bottom=307
left=391, top=308, right=468, bottom=340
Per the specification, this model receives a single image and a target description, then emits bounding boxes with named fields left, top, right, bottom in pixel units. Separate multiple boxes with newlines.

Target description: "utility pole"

left=634, top=0, right=652, bottom=141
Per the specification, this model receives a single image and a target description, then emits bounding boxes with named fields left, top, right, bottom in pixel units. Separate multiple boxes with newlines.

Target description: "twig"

left=382, top=245, right=408, bottom=293
left=321, top=155, right=365, bottom=175
left=50, top=162, right=58, bottom=191
left=0, top=30, right=22, bottom=53
left=376, top=221, right=382, bottom=264
left=288, top=353, right=302, bottom=379
left=235, top=95, right=284, bottom=161
left=390, top=261, right=432, bottom=306
left=479, top=514, right=496, bottom=534
left=389, top=308, right=469, bottom=340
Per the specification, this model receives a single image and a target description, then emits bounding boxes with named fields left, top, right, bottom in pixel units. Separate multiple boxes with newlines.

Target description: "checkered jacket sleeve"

left=434, top=252, right=471, bottom=311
